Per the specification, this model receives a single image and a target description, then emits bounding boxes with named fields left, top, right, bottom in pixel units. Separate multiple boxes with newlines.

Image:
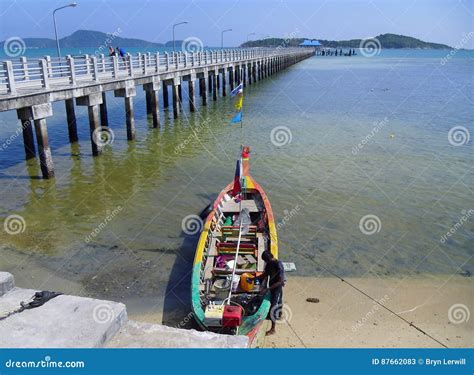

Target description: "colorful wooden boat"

left=191, top=146, right=278, bottom=347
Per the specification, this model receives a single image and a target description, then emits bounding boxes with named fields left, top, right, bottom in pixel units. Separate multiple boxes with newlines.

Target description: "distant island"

left=241, top=33, right=452, bottom=49
left=1, top=30, right=165, bottom=49
left=1, top=30, right=452, bottom=50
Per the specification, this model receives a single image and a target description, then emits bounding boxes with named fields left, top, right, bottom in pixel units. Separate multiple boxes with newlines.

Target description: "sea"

left=0, top=48, right=472, bottom=323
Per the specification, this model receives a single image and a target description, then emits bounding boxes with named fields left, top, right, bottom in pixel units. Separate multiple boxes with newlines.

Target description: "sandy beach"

left=263, top=276, right=473, bottom=348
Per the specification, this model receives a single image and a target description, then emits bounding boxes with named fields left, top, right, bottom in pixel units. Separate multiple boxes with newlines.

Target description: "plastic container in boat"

left=214, top=278, right=231, bottom=300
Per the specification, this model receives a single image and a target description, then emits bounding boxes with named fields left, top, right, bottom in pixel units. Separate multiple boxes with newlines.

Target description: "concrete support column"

left=212, top=73, right=218, bottom=101
left=144, top=78, right=161, bottom=128
left=21, top=119, right=36, bottom=160
left=172, top=79, right=181, bottom=118
left=252, top=63, right=257, bottom=82
left=199, top=77, right=208, bottom=106
left=242, top=67, right=247, bottom=87
left=208, top=74, right=213, bottom=93
left=114, top=82, right=137, bottom=140
left=145, top=91, right=152, bottom=114
left=178, top=84, right=183, bottom=102
left=188, top=78, right=196, bottom=112
left=100, top=92, right=108, bottom=127
left=162, top=81, right=169, bottom=108
left=16, top=109, right=36, bottom=160
left=87, top=104, right=101, bottom=156
left=17, top=104, right=54, bottom=178
left=149, top=90, right=160, bottom=128
left=34, top=118, right=54, bottom=179
left=221, top=71, right=227, bottom=96
left=216, top=74, right=220, bottom=91
left=124, top=97, right=135, bottom=140
left=247, top=64, right=252, bottom=85
left=77, top=93, right=103, bottom=157
left=65, top=98, right=78, bottom=143
left=228, top=68, right=234, bottom=91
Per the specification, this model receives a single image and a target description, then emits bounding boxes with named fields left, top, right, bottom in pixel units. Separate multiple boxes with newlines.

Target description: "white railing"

left=0, top=48, right=313, bottom=96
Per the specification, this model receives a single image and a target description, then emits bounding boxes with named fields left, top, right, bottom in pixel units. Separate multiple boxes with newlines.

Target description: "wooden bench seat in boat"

left=221, top=225, right=257, bottom=238
left=212, top=267, right=257, bottom=275
left=220, top=199, right=262, bottom=213
left=216, top=242, right=256, bottom=254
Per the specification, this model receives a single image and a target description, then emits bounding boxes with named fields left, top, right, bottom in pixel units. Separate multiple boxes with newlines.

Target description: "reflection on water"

left=0, top=50, right=472, bottom=321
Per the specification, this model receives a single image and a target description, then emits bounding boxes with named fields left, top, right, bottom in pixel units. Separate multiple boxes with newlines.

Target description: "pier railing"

left=0, top=48, right=312, bottom=96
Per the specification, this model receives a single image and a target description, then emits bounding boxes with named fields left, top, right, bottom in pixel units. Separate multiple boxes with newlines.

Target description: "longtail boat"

left=191, top=146, right=278, bottom=347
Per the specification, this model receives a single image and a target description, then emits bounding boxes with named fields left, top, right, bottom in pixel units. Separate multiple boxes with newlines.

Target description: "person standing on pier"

left=108, top=46, right=116, bottom=57
left=117, top=46, right=126, bottom=58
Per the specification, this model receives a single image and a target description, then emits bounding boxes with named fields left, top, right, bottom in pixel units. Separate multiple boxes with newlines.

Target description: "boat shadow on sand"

left=162, top=198, right=215, bottom=330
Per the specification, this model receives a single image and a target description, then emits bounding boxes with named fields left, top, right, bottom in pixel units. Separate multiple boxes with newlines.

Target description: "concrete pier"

left=0, top=271, right=248, bottom=348
left=0, top=48, right=315, bottom=178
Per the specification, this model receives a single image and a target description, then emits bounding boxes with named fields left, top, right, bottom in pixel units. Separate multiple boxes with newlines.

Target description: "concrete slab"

left=0, top=272, right=15, bottom=297
left=107, top=320, right=249, bottom=348
left=0, top=289, right=127, bottom=348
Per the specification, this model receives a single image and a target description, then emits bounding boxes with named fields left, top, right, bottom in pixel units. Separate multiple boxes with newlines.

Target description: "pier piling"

left=65, top=98, right=78, bottom=143
left=100, top=92, right=108, bottom=127
left=18, top=104, right=55, bottom=178
left=16, top=111, right=36, bottom=160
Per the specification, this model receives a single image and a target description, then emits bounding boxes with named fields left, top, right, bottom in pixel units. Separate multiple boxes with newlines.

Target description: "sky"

left=0, top=0, right=473, bottom=48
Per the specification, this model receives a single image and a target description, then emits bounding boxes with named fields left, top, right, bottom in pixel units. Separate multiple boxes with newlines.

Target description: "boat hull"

left=191, top=175, right=278, bottom=346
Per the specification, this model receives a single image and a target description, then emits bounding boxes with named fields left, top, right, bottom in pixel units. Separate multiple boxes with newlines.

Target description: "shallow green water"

left=0, top=50, right=472, bottom=318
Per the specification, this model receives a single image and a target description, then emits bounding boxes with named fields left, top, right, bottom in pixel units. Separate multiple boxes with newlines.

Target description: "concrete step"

left=0, top=272, right=15, bottom=297
left=106, top=320, right=249, bottom=348
left=0, top=287, right=127, bottom=348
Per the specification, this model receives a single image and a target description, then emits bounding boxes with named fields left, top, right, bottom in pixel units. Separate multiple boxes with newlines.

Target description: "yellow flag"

left=235, top=95, right=243, bottom=110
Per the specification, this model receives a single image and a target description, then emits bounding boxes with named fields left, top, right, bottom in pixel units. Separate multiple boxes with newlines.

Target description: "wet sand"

left=3, top=245, right=472, bottom=348
left=264, top=276, right=473, bottom=348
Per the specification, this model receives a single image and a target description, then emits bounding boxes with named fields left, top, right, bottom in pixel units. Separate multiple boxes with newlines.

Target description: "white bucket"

left=231, top=274, right=240, bottom=292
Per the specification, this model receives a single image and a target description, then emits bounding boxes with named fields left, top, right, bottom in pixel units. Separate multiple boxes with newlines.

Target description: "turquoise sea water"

left=0, top=49, right=472, bottom=319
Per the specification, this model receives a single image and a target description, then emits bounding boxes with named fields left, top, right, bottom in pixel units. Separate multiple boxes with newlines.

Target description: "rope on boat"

left=226, top=151, right=244, bottom=305
left=308, top=258, right=449, bottom=348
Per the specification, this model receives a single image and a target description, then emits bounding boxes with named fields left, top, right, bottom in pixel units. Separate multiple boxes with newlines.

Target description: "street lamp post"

left=172, top=21, right=188, bottom=53
left=221, top=29, right=232, bottom=49
left=246, top=32, right=256, bottom=42
left=53, top=2, right=78, bottom=59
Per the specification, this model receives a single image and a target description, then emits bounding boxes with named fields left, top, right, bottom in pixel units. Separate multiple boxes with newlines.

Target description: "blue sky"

left=0, top=0, right=472, bottom=47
